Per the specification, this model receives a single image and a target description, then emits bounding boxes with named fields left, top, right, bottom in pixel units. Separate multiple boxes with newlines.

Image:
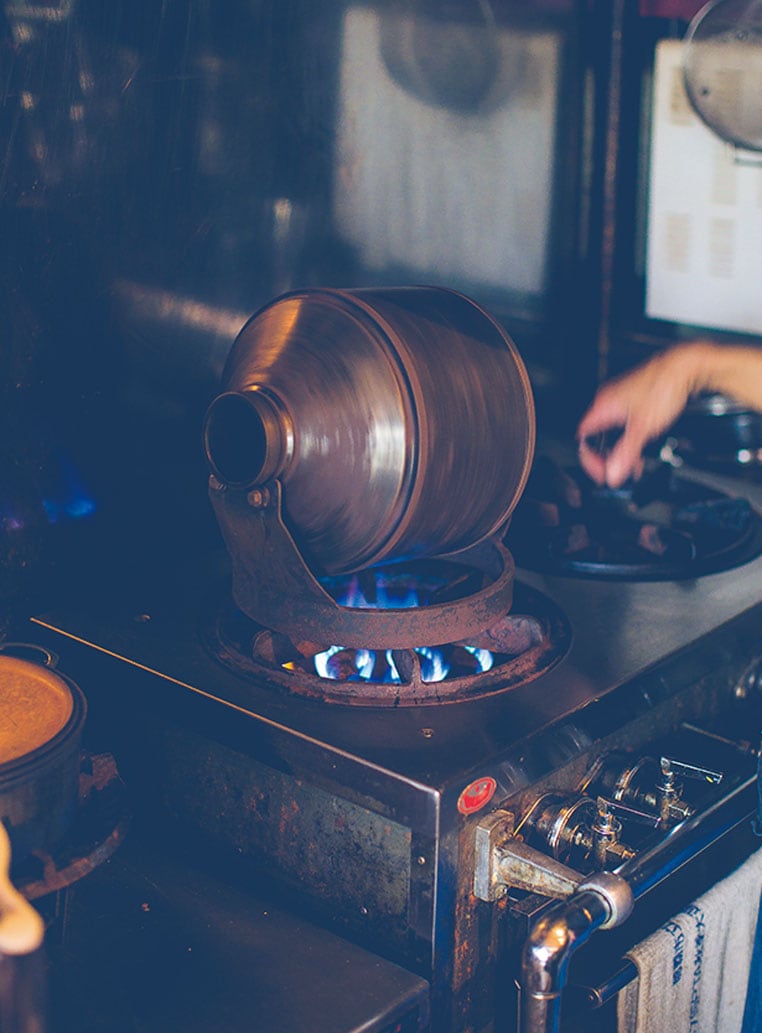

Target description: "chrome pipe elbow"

left=518, top=873, right=633, bottom=1033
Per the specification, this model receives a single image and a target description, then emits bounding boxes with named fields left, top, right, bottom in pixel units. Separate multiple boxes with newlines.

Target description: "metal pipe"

left=518, top=772, right=757, bottom=1033
left=616, top=772, right=757, bottom=894
left=519, top=885, right=612, bottom=1033
left=568, top=959, right=638, bottom=1010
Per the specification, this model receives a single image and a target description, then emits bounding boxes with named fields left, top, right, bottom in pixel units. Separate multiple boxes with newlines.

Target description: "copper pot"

left=0, top=644, right=86, bottom=866
left=204, top=286, right=535, bottom=574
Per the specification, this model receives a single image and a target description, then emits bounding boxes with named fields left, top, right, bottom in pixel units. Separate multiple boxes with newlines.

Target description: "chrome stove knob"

left=656, top=756, right=723, bottom=824
left=526, top=793, right=639, bottom=871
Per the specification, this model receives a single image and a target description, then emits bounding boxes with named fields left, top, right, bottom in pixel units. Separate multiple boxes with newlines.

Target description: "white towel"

left=618, top=846, right=762, bottom=1033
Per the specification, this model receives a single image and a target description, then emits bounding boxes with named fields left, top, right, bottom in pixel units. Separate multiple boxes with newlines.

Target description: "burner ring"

left=202, top=580, right=572, bottom=707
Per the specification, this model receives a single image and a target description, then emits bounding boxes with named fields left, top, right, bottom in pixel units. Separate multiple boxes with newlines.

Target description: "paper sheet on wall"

left=646, top=39, right=762, bottom=336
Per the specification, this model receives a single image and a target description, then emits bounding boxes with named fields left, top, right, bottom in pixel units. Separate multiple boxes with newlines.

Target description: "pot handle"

left=0, top=643, right=59, bottom=669
left=0, top=825, right=44, bottom=957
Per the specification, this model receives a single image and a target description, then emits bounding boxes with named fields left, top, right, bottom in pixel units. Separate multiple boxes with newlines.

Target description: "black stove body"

left=26, top=465, right=762, bottom=1033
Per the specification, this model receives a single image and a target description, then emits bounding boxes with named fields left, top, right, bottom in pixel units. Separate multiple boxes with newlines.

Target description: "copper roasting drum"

left=204, top=286, right=535, bottom=575
left=203, top=286, right=536, bottom=650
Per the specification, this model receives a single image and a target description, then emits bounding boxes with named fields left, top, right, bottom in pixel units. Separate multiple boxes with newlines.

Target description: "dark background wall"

left=0, top=0, right=709, bottom=629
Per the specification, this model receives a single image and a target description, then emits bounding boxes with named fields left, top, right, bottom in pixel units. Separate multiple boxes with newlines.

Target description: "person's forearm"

left=686, top=342, right=762, bottom=411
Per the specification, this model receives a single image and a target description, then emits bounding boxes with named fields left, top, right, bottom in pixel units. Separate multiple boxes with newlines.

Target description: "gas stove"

left=25, top=455, right=762, bottom=1033
left=12, top=254, right=761, bottom=1033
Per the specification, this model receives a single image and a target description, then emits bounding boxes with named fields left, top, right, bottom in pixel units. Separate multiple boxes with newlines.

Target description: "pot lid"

left=0, top=655, right=74, bottom=765
left=683, top=0, right=762, bottom=151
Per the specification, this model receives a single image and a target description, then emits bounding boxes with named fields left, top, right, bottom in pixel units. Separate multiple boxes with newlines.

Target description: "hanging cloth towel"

left=741, top=886, right=762, bottom=1033
left=618, top=846, right=762, bottom=1033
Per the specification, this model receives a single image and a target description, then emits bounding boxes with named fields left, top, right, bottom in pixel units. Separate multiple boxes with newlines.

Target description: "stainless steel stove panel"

left=25, top=466, right=762, bottom=1033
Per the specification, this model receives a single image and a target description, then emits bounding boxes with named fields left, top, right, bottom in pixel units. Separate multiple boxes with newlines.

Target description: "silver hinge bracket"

left=474, top=809, right=584, bottom=902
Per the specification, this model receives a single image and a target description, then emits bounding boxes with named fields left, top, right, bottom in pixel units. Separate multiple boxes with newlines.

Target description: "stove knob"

left=656, top=756, right=723, bottom=824
left=526, top=793, right=638, bottom=870
left=586, top=753, right=720, bottom=827
left=590, top=797, right=642, bottom=868
left=659, top=756, right=723, bottom=786
left=582, top=753, right=659, bottom=811
left=527, top=793, right=597, bottom=865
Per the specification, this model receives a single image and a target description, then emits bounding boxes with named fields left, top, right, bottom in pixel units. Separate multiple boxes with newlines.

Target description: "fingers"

left=577, top=415, right=650, bottom=488
left=577, top=438, right=608, bottom=485
left=576, top=367, right=658, bottom=486
left=576, top=394, right=626, bottom=443
left=577, top=398, right=650, bottom=487
left=604, top=433, right=647, bottom=489
left=576, top=388, right=632, bottom=485
left=578, top=439, right=644, bottom=489
left=576, top=346, right=702, bottom=487
left=576, top=395, right=629, bottom=485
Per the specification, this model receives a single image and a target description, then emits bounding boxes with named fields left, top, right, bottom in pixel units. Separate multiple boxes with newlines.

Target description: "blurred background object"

left=3, top=0, right=762, bottom=621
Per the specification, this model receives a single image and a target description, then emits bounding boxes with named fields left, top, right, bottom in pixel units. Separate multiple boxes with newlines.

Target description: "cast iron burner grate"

left=203, top=562, right=571, bottom=707
left=508, top=458, right=762, bottom=580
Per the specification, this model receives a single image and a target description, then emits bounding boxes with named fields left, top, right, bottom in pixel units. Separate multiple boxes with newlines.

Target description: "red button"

left=457, top=776, right=497, bottom=815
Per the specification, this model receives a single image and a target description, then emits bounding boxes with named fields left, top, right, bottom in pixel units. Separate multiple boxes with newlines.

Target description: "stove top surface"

left=28, top=465, right=762, bottom=793
left=44, top=815, right=429, bottom=1033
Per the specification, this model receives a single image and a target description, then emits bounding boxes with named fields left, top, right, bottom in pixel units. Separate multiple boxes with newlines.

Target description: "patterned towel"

left=618, top=847, right=762, bottom=1033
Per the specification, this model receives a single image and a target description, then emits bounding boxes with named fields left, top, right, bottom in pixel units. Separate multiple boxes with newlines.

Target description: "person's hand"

left=576, top=344, right=710, bottom=488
